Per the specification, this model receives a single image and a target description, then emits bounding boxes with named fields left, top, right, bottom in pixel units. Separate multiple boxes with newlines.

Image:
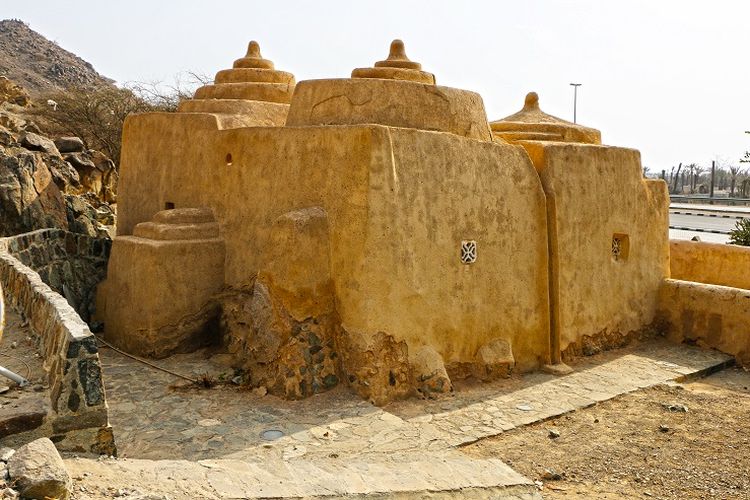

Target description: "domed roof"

left=286, top=39, right=490, bottom=140
left=351, top=39, right=435, bottom=85
left=189, top=41, right=295, bottom=103
left=491, top=92, right=601, bottom=144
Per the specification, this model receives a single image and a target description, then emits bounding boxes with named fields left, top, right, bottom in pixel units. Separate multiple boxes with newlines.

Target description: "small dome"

left=490, top=92, right=601, bottom=144
left=187, top=41, right=295, bottom=104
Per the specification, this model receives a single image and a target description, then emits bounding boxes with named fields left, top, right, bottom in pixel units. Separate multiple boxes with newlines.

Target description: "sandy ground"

left=464, top=367, right=750, bottom=499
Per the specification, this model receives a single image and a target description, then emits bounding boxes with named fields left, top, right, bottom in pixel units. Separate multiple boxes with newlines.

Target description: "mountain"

left=0, top=19, right=113, bottom=95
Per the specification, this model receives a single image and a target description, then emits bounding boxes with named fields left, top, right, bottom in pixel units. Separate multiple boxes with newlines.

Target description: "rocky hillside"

left=0, top=83, right=117, bottom=238
left=0, top=19, right=113, bottom=95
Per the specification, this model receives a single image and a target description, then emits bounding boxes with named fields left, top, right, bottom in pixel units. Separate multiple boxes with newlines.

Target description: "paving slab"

left=57, top=339, right=731, bottom=498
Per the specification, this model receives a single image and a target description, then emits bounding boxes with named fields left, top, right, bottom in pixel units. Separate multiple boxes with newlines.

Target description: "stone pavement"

left=0, top=308, right=50, bottom=447
left=59, top=339, right=731, bottom=499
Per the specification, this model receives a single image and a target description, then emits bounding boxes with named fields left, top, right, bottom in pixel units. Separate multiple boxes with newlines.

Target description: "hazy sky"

left=5, top=1, right=749, bottom=171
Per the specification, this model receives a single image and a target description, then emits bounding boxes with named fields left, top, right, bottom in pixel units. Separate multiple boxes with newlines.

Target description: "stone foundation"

left=220, top=279, right=340, bottom=399
left=0, top=235, right=114, bottom=454
left=561, top=322, right=663, bottom=362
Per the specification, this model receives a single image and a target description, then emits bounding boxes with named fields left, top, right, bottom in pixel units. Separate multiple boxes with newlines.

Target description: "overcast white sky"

left=5, top=1, right=749, bottom=171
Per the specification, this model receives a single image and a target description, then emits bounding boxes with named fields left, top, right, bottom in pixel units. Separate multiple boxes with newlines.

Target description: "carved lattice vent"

left=461, top=240, right=477, bottom=264
left=612, top=233, right=630, bottom=262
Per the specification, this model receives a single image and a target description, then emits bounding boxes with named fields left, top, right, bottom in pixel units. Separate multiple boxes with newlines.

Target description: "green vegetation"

left=728, top=218, right=750, bottom=246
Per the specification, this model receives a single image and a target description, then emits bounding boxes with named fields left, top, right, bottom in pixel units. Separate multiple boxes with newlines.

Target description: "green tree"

left=728, top=218, right=750, bottom=246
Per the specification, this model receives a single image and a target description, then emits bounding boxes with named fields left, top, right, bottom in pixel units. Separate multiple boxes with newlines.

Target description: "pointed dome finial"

left=232, top=40, right=274, bottom=70
left=246, top=41, right=262, bottom=58
left=374, top=39, right=422, bottom=70
left=388, top=39, right=408, bottom=60
left=524, top=92, right=540, bottom=111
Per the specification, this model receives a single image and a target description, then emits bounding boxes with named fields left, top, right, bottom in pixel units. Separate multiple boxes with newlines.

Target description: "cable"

left=93, top=334, right=199, bottom=384
left=0, top=351, right=32, bottom=381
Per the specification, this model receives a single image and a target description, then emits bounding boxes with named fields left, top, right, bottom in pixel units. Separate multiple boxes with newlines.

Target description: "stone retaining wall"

left=3, top=229, right=111, bottom=322
left=0, top=232, right=115, bottom=454
left=657, top=278, right=750, bottom=366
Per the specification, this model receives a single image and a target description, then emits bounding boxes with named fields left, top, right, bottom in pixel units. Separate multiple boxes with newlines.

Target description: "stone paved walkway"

left=61, top=339, right=732, bottom=499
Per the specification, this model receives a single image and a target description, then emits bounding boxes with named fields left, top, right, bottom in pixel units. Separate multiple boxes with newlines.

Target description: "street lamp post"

left=570, top=83, right=582, bottom=123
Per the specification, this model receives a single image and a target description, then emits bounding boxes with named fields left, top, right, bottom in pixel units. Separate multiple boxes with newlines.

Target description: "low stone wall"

left=657, top=278, right=750, bottom=366
left=2, top=229, right=111, bottom=322
left=670, top=239, right=750, bottom=290
left=0, top=236, right=114, bottom=454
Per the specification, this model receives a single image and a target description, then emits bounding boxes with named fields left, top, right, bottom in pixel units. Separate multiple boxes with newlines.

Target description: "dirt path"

left=463, top=367, right=750, bottom=499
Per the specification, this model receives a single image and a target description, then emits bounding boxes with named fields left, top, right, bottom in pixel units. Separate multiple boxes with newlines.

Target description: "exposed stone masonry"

left=0, top=231, right=114, bottom=454
left=3, top=228, right=110, bottom=321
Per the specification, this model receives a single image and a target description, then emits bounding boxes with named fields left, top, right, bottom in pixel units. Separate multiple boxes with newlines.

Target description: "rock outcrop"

left=0, top=100, right=116, bottom=237
left=220, top=207, right=340, bottom=399
left=0, top=76, right=30, bottom=106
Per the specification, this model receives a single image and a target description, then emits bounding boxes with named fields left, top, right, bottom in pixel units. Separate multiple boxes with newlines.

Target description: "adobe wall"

left=114, top=113, right=550, bottom=371
left=520, top=142, right=670, bottom=359
left=670, top=240, right=750, bottom=289
left=0, top=234, right=114, bottom=454
left=343, top=128, right=550, bottom=371
left=657, top=279, right=750, bottom=366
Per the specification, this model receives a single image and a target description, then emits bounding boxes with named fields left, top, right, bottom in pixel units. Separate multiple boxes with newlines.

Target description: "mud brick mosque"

left=96, top=40, right=669, bottom=405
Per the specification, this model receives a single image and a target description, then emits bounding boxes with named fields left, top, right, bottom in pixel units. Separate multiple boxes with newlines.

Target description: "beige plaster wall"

left=100, top=236, right=225, bottom=357
left=520, top=142, right=670, bottom=355
left=114, top=114, right=550, bottom=369
left=658, top=278, right=750, bottom=365
left=337, top=128, right=550, bottom=371
left=670, top=240, right=750, bottom=290
left=286, top=79, right=492, bottom=142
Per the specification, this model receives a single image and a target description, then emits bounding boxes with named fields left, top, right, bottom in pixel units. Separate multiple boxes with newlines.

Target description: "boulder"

left=0, top=77, right=30, bottom=107
left=0, top=447, right=14, bottom=463
left=0, top=111, right=26, bottom=133
left=54, top=136, right=84, bottom=153
left=0, top=150, right=69, bottom=236
left=64, top=152, right=96, bottom=171
left=7, top=438, right=72, bottom=500
left=411, top=345, right=452, bottom=397
left=0, top=125, right=14, bottom=146
left=0, top=487, right=19, bottom=499
left=19, top=132, right=60, bottom=157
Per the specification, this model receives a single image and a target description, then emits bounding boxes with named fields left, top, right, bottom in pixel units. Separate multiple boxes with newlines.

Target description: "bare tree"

left=671, top=163, right=682, bottom=194
left=729, top=165, right=743, bottom=197
left=32, top=85, right=154, bottom=163
left=30, top=72, right=211, bottom=164
left=692, top=165, right=705, bottom=192
left=125, top=71, right=212, bottom=111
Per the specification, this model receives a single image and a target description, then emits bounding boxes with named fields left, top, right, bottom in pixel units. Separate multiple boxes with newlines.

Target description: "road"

left=668, top=203, right=750, bottom=243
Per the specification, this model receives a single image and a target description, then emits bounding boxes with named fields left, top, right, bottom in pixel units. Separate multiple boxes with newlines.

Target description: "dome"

left=490, top=92, right=601, bottom=144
